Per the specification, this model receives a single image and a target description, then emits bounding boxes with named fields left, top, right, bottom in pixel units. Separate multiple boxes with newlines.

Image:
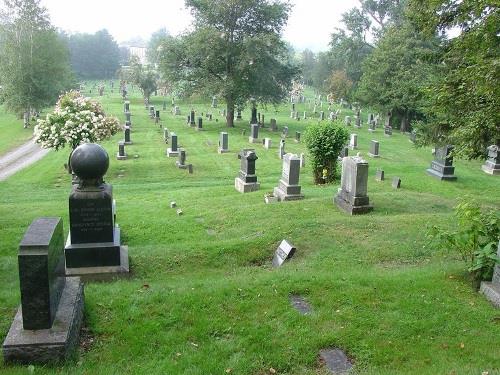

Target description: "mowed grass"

left=0, top=107, right=34, bottom=156
left=0, top=84, right=499, bottom=374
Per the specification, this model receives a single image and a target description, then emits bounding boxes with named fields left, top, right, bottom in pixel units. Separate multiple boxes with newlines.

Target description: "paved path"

left=0, top=140, right=49, bottom=181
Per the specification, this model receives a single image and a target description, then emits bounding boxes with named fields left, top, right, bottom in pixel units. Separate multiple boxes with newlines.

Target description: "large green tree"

left=158, top=0, right=298, bottom=127
left=409, top=0, right=500, bottom=159
left=0, top=0, right=73, bottom=120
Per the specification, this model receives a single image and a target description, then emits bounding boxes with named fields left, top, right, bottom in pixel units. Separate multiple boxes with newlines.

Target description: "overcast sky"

left=40, top=0, right=360, bottom=52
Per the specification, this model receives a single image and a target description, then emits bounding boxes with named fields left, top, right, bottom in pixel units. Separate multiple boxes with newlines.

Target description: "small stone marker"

left=272, top=239, right=296, bottom=267
left=176, top=149, right=193, bottom=173
left=124, top=126, right=132, bottom=145
left=190, top=110, right=195, bottom=126
left=282, top=126, right=289, bottom=138
left=249, top=123, right=259, bottom=143
left=196, top=117, right=203, bottom=131
left=166, top=133, right=179, bottom=157
left=176, top=208, right=183, bottom=216
left=368, top=140, right=380, bottom=158
left=2, top=218, right=84, bottom=364
left=218, top=132, right=229, bottom=153
left=279, top=139, right=285, bottom=159
left=375, top=169, right=385, bottom=181
left=384, top=126, right=392, bottom=136
left=480, top=240, right=500, bottom=307
left=290, top=295, right=311, bottom=315
left=117, top=141, right=127, bottom=160
left=334, top=155, right=373, bottom=215
left=355, top=115, right=361, bottom=128
left=426, top=145, right=457, bottom=181
left=170, top=201, right=176, bottom=208
left=263, top=138, right=272, bottom=149
left=349, top=134, right=358, bottom=150
left=392, top=177, right=401, bottom=189
left=164, top=128, right=169, bottom=143
left=270, top=118, right=278, bottom=132
left=295, top=131, right=301, bottom=143
left=235, top=149, right=260, bottom=193
left=319, top=349, right=353, bottom=374
left=273, top=153, right=304, bottom=201
left=481, top=144, right=500, bottom=175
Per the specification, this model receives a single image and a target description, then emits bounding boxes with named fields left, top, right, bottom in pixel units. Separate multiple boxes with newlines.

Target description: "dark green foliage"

left=127, top=57, right=158, bottom=102
left=304, top=121, right=349, bottom=184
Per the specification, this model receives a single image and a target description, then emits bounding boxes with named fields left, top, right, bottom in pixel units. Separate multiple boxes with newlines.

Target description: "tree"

left=326, top=70, right=353, bottom=102
left=300, top=49, right=316, bottom=86
left=128, top=56, right=158, bottom=102
left=67, top=29, right=120, bottom=79
left=0, top=0, right=74, bottom=121
left=158, top=0, right=298, bottom=127
left=146, top=28, right=171, bottom=65
left=408, top=0, right=500, bottom=159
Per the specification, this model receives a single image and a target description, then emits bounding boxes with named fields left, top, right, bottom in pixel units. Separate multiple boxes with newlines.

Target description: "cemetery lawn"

left=0, top=85, right=499, bottom=374
left=0, top=108, right=34, bottom=156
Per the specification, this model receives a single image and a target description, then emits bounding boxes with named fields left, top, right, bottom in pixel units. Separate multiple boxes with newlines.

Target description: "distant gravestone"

left=249, top=123, right=260, bottom=143
left=272, top=239, right=296, bottom=267
left=250, top=107, right=258, bottom=124
left=263, top=138, right=272, bottom=149
left=392, top=177, right=401, bottom=189
left=273, top=153, right=304, bottom=201
left=481, top=144, right=500, bottom=175
left=303, top=111, right=307, bottom=120
left=345, top=116, right=351, bottom=126
left=334, top=155, right=373, bottom=215
left=368, top=140, right=380, bottom=158
left=196, top=117, right=203, bottom=131
left=163, top=128, right=169, bottom=144
left=218, top=132, right=229, bottom=153
left=234, top=149, right=260, bottom=193
left=320, top=111, right=325, bottom=120
left=279, top=139, right=286, bottom=159
left=190, top=110, right=196, bottom=126
left=211, top=96, right=217, bottom=108
left=270, top=118, right=278, bottom=132
left=117, top=141, right=127, bottom=160
left=338, top=146, right=349, bottom=161
left=384, top=126, right=393, bottom=136
left=480, top=240, right=500, bottom=307
left=236, top=109, right=242, bottom=120
left=295, top=131, right=301, bottom=143
left=166, top=132, right=179, bottom=157
left=2, top=218, right=84, bottom=364
left=368, top=121, right=376, bottom=132
left=300, top=153, right=305, bottom=167
left=174, top=106, right=181, bottom=115
left=124, top=126, right=132, bottom=145
left=349, top=134, right=358, bottom=150
left=375, top=169, right=385, bottom=181
left=176, top=148, right=193, bottom=173
left=355, top=116, right=361, bottom=128
left=282, top=126, right=289, bottom=139
left=426, top=145, right=457, bottom=181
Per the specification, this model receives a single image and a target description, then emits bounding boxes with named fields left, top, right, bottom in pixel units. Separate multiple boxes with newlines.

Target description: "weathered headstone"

left=319, top=349, right=353, bottom=374
left=65, top=143, right=129, bottom=276
left=426, top=145, right=457, bottom=181
left=384, top=126, right=392, bottom=136
left=344, top=116, right=351, bottom=126
left=375, top=169, right=385, bottom=181
left=166, top=133, right=179, bottom=157
left=270, top=118, right=278, bottom=132
left=175, top=148, right=193, bottom=173
left=250, top=107, right=258, bottom=124
left=349, top=134, right=358, bottom=150
left=273, top=153, right=304, bottom=201
left=249, top=123, right=259, bottom=143
left=234, top=149, right=260, bottom=193
left=480, top=240, right=500, bottom=307
left=117, top=141, right=127, bottom=160
left=218, top=132, right=229, bottom=153
left=272, top=239, right=296, bottom=267
left=392, top=177, right=401, bottom=189
left=124, top=126, right=132, bottom=145
left=263, top=138, right=272, bottom=149
left=174, top=106, right=181, bottom=115
left=295, top=131, right=301, bottom=143
left=355, top=115, right=361, bottom=128
left=2, top=218, right=84, bottom=364
left=282, top=126, right=289, bottom=138
left=368, top=140, right=380, bottom=158
left=196, top=117, right=203, bottom=131
left=320, top=111, right=325, bottom=121
left=190, top=110, right=195, bottom=126
left=334, top=155, right=373, bottom=215
left=163, top=128, right=169, bottom=144
left=368, top=121, right=376, bottom=132
left=481, top=144, right=500, bottom=175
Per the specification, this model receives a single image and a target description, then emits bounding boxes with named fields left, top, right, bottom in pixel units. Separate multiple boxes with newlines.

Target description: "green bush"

left=304, top=120, right=349, bottom=184
left=427, top=197, right=500, bottom=284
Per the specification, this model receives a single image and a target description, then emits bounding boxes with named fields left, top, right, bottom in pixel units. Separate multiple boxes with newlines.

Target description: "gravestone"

left=295, top=131, right=301, bottom=143
left=367, top=113, right=374, bottom=124
left=355, top=116, right=361, bottom=128
left=334, top=155, right=373, bottom=215
left=174, top=106, right=181, bottom=115
left=249, top=123, right=259, bottom=143
left=166, top=133, right=179, bottom=157
left=125, top=112, right=131, bottom=123
left=480, top=240, right=500, bottom=307
left=65, top=143, right=129, bottom=276
left=320, top=111, right=325, bottom=121
left=164, top=128, right=169, bottom=144
left=384, top=126, right=392, bottom=136
left=426, top=145, right=457, bottom=181
left=272, top=240, right=296, bottom=267
left=175, top=149, right=193, bottom=173
left=375, top=169, right=385, bottom=181
left=2, top=218, right=84, bottom=364
left=270, top=118, right=278, bottom=132
left=190, top=110, right=195, bottom=126
left=250, top=107, right=258, bottom=124
left=155, top=110, right=160, bottom=122
left=218, top=132, right=229, bottom=153
left=258, top=112, right=261, bottom=124
left=279, top=139, right=286, bottom=159
left=234, top=149, right=260, bottom=193
left=261, top=114, right=265, bottom=127
left=481, top=144, right=500, bottom=175
left=196, top=117, right=203, bottom=131
left=303, top=111, right=307, bottom=120
left=273, top=153, right=304, bottom=201
left=392, top=177, right=401, bottom=189
left=263, top=138, right=272, bottom=149
left=124, top=126, right=132, bottom=145
left=319, top=349, right=353, bottom=374
left=149, top=105, right=155, bottom=118
left=349, top=134, right=358, bottom=150
left=290, top=295, right=311, bottom=315
left=368, top=140, right=380, bottom=158
left=282, top=126, right=289, bottom=138
left=344, top=116, right=351, bottom=126
left=338, top=146, right=349, bottom=161
left=300, top=153, right=305, bottom=167
left=117, top=141, right=127, bottom=160
left=368, top=121, right=376, bottom=132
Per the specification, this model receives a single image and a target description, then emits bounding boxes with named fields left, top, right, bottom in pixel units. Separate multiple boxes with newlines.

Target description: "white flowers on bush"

left=34, top=90, right=121, bottom=150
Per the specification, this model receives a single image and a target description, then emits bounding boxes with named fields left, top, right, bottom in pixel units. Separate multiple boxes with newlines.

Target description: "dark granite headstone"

left=250, top=107, right=258, bottom=124
left=234, top=149, right=260, bottom=193
left=426, top=145, right=457, bottom=181
left=190, top=110, right=195, bottom=126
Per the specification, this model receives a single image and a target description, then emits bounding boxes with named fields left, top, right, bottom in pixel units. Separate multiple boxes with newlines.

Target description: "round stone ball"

left=70, top=143, right=109, bottom=180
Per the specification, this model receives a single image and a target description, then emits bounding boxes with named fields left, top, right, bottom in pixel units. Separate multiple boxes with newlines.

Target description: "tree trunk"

left=400, top=109, right=410, bottom=133
left=226, top=98, right=234, bottom=127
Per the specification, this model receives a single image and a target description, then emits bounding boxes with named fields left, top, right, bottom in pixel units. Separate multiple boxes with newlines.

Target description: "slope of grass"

left=0, top=108, right=33, bottom=156
left=0, top=85, right=498, bottom=374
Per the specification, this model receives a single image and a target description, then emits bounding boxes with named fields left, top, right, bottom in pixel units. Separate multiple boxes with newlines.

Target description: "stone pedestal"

left=235, top=149, right=260, bottom=193
left=481, top=144, right=500, bottom=175
left=166, top=133, right=179, bottom=157
left=334, top=156, right=373, bottom=215
left=273, top=153, right=304, bottom=201
left=426, top=145, right=457, bottom=180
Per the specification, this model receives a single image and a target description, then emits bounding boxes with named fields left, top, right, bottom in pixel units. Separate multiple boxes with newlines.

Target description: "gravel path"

left=0, top=140, right=49, bottom=181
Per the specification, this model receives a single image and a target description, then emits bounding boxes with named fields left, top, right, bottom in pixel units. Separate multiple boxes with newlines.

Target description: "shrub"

left=427, top=197, right=500, bottom=284
left=304, top=121, right=349, bottom=184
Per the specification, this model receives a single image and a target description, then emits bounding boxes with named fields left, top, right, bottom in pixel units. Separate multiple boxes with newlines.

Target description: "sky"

left=40, top=0, right=360, bottom=52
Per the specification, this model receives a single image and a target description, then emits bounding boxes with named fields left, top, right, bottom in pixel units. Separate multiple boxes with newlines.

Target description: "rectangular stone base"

left=426, top=168, right=457, bottom=181
left=176, top=163, right=193, bottom=173
left=65, top=245, right=129, bottom=281
left=2, top=277, right=84, bottom=364
left=166, top=148, right=179, bottom=157
left=116, top=153, right=127, bottom=160
left=273, top=186, right=304, bottom=201
left=481, top=165, right=500, bottom=175
left=218, top=148, right=229, bottom=154
left=480, top=281, right=500, bottom=308
left=334, top=194, right=373, bottom=215
left=195, top=128, right=203, bottom=131
left=124, top=141, right=132, bottom=145
left=248, top=137, right=260, bottom=144
left=367, top=153, right=380, bottom=158
left=235, top=177, right=260, bottom=193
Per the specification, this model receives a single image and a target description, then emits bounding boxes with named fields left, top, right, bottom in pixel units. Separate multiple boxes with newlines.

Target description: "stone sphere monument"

left=70, top=143, right=109, bottom=181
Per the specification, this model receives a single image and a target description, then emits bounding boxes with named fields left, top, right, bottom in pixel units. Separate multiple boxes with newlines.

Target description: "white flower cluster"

left=34, top=90, right=121, bottom=151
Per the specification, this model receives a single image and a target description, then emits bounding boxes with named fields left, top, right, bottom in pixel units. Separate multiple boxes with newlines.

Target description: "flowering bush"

left=34, top=90, right=121, bottom=151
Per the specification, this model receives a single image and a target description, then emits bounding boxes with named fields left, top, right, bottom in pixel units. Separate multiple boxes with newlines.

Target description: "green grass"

left=0, top=83, right=499, bottom=374
left=0, top=107, right=34, bottom=156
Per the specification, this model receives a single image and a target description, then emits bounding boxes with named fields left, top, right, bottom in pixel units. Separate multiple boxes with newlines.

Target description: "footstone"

left=375, top=169, right=385, bottom=181
left=290, top=295, right=311, bottom=315
left=426, top=145, right=457, bottom=181
left=319, top=349, right=353, bottom=374
left=368, top=140, right=380, bottom=158
left=272, top=239, right=296, bottom=267
left=392, top=177, right=401, bottom=189
left=480, top=240, right=500, bottom=307
left=273, top=153, right=304, bottom=201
